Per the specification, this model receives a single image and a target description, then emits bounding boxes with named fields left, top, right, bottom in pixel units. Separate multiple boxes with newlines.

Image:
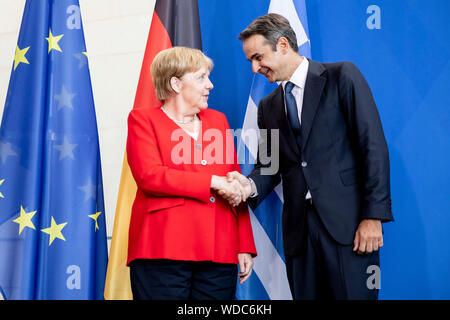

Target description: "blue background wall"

left=197, top=0, right=450, bottom=299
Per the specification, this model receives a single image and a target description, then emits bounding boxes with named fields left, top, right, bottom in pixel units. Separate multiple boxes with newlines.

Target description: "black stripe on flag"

left=155, top=0, right=202, bottom=49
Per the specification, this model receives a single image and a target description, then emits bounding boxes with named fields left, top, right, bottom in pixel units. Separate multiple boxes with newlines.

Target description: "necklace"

left=161, top=106, right=197, bottom=124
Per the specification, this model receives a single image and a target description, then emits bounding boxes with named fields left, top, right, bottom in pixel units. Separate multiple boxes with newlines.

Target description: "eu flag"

left=0, top=0, right=107, bottom=300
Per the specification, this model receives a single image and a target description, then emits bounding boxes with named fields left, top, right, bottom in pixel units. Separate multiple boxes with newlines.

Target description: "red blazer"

left=126, top=107, right=257, bottom=265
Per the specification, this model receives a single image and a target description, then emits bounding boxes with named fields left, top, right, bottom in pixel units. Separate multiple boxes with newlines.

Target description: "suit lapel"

left=272, top=86, right=301, bottom=157
left=301, top=59, right=327, bottom=152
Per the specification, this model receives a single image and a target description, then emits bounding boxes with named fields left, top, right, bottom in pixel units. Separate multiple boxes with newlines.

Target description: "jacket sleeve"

left=338, top=62, right=393, bottom=222
left=236, top=202, right=257, bottom=256
left=126, top=109, right=212, bottom=203
left=247, top=99, right=282, bottom=211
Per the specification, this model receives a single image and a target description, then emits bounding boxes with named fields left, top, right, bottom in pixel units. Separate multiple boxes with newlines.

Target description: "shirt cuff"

left=248, top=178, right=258, bottom=198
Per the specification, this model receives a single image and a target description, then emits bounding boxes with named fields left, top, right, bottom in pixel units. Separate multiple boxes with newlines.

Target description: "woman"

left=126, top=46, right=257, bottom=300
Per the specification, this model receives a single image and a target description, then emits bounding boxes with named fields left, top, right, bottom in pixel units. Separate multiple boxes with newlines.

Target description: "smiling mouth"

left=260, top=68, right=271, bottom=77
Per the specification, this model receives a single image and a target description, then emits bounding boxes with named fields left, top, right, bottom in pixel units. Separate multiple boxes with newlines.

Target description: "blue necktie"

left=285, top=81, right=302, bottom=146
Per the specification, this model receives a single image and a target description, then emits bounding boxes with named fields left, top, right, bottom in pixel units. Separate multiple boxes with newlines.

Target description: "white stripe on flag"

left=269, top=0, right=310, bottom=48
left=241, top=96, right=259, bottom=160
left=249, top=209, right=292, bottom=300
left=274, top=183, right=284, bottom=202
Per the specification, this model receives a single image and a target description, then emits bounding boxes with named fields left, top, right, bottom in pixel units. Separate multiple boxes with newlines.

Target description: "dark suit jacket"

left=248, top=59, right=393, bottom=256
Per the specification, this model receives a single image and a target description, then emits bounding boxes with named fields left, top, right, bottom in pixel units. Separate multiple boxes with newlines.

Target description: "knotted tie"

left=285, top=81, right=301, bottom=146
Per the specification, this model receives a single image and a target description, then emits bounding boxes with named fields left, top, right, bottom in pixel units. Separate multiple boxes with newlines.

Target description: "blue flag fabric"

left=235, top=0, right=311, bottom=300
left=0, top=0, right=107, bottom=300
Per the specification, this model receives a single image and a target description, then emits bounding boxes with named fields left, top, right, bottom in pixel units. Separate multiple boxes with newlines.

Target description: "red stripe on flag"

left=133, top=11, right=172, bottom=109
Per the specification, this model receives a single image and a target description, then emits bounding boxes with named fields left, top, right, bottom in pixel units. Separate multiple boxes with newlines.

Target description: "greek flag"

left=235, top=0, right=311, bottom=300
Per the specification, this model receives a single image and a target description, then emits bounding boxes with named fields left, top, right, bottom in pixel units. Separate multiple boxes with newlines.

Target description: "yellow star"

left=88, top=211, right=102, bottom=231
left=13, top=206, right=37, bottom=235
left=41, top=216, right=67, bottom=245
left=45, top=29, right=64, bottom=53
left=14, top=45, right=30, bottom=70
left=0, top=179, right=4, bottom=198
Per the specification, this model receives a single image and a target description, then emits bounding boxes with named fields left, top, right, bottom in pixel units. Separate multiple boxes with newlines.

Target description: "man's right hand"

left=224, top=171, right=252, bottom=202
left=211, top=175, right=245, bottom=206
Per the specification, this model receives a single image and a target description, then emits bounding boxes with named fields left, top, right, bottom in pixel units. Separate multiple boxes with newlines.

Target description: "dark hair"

left=238, top=13, right=298, bottom=52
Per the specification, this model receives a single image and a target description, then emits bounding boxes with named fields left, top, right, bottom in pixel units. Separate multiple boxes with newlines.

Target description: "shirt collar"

left=282, top=57, right=309, bottom=91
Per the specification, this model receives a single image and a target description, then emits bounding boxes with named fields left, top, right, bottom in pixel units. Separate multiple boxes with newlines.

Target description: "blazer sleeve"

left=236, top=202, right=257, bottom=256
left=126, top=109, right=212, bottom=203
left=222, top=114, right=257, bottom=256
left=338, top=62, right=393, bottom=222
left=247, top=99, right=282, bottom=211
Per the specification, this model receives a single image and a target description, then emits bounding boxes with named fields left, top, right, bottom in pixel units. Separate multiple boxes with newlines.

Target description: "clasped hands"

left=211, top=171, right=251, bottom=207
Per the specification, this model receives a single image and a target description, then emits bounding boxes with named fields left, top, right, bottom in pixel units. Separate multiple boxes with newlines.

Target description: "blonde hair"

left=150, top=46, right=214, bottom=101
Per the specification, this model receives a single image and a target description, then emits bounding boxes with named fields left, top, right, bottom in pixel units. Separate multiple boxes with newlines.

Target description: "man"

left=225, top=13, right=393, bottom=299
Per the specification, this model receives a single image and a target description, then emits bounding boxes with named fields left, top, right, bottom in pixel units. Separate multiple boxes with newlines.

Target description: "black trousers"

left=286, top=200, right=380, bottom=300
left=129, top=259, right=237, bottom=300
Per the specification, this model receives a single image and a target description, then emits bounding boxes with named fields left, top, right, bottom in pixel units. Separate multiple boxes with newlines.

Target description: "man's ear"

left=170, top=77, right=182, bottom=93
left=276, top=37, right=290, bottom=53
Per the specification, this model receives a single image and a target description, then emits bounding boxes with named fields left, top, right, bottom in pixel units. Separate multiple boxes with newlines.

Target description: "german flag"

left=104, top=0, right=202, bottom=300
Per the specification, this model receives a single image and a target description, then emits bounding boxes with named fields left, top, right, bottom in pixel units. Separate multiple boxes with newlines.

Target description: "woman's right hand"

left=211, top=175, right=245, bottom=206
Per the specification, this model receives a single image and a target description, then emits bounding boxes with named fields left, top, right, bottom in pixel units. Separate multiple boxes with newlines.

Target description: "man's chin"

left=264, top=72, right=275, bottom=83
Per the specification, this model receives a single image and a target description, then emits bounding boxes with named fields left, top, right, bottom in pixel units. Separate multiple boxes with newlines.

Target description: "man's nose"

left=251, top=60, right=260, bottom=74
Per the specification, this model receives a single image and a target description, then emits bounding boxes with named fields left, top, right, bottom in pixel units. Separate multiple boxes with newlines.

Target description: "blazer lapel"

left=301, top=59, right=327, bottom=152
left=272, top=85, right=301, bottom=157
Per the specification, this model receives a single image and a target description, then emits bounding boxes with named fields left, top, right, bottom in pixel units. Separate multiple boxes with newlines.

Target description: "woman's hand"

left=237, top=253, right=254, bottom=284
left=211, top=175, right=245, bottom=206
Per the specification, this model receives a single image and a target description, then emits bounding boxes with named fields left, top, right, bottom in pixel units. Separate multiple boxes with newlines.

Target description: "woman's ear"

left=170, top=77, right=182, bottom=93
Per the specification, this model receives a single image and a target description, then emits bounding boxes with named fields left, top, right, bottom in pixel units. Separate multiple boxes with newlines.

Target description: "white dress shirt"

left=281, top=57, right=309, bottom=126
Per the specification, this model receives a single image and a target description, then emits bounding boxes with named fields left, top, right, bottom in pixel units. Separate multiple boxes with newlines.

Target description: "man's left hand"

left=353, top=219, right=383, bottom=255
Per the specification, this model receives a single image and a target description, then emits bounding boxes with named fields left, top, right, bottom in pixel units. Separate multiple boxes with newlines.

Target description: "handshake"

left=211, top=171, right=254, bottom=207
